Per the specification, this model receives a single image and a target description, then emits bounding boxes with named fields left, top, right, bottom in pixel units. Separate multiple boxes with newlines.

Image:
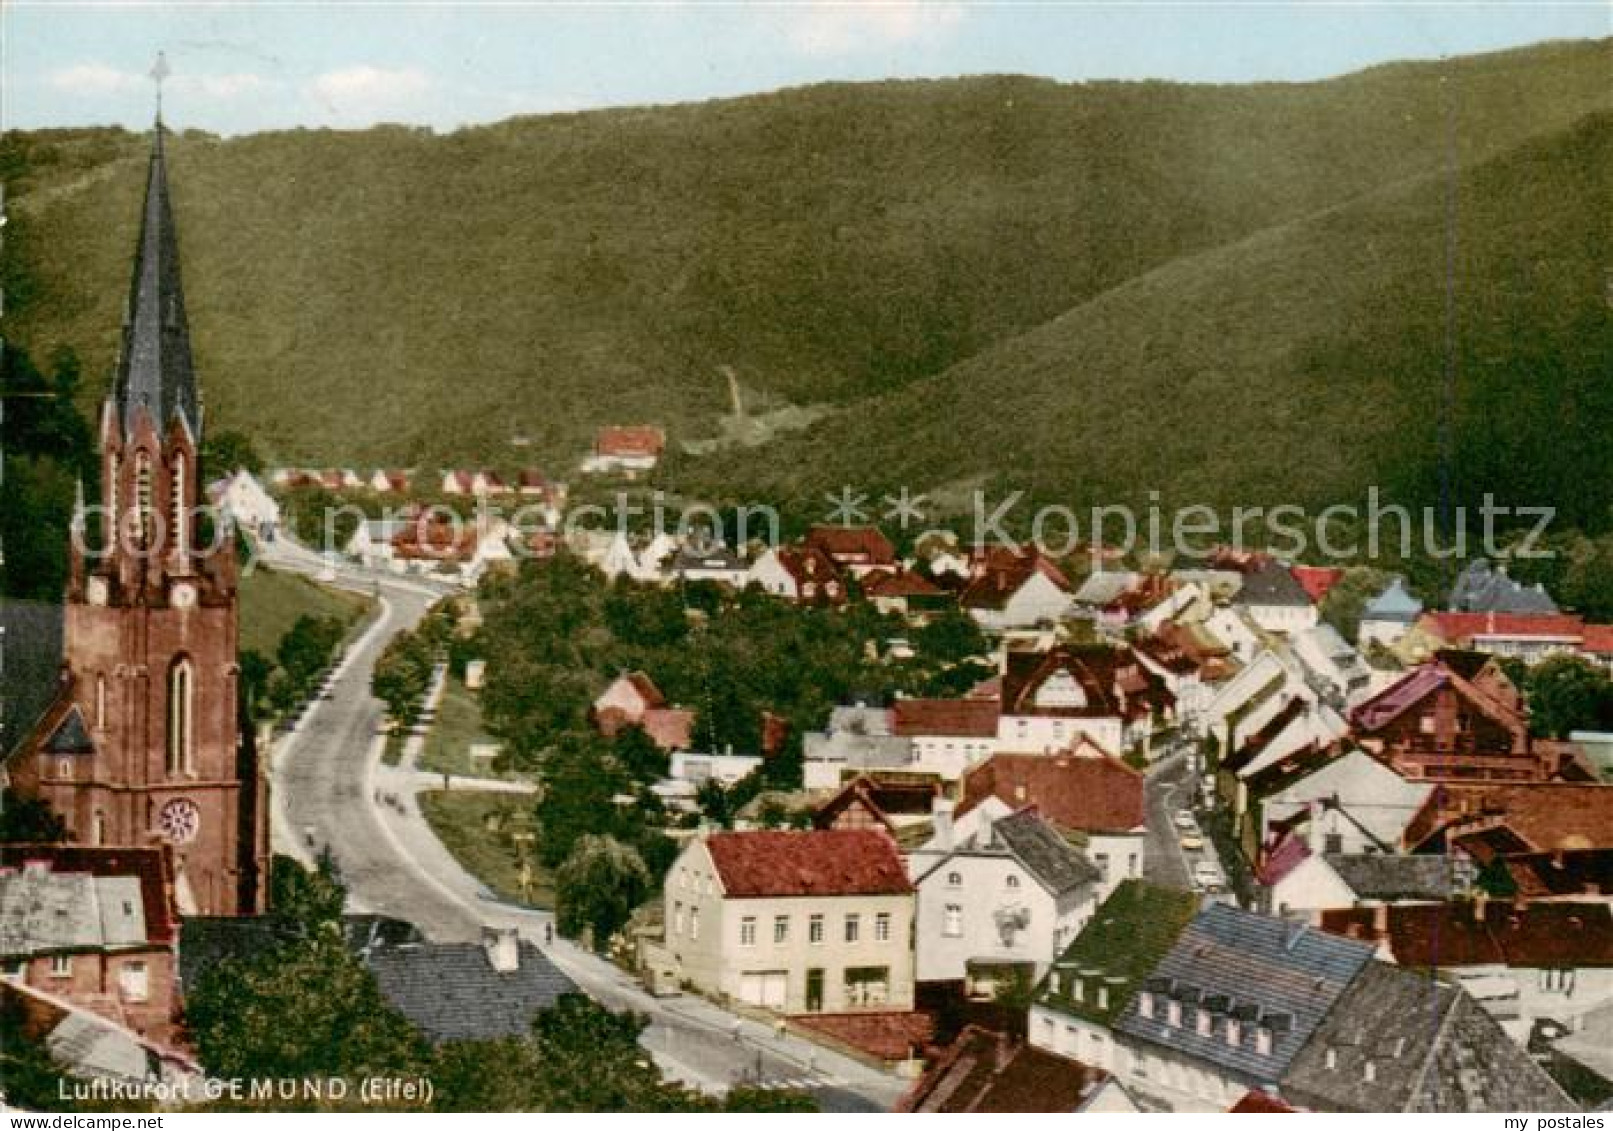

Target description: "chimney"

left=1372, top=903, right=1390, bottom=941
left=482, top=926, right=520, bottom=974
left=932, top=797, right=956, bottom=852
left=1473, top=890, right=1489, bottom=923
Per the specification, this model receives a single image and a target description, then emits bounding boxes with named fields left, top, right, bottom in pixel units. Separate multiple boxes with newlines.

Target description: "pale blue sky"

left=3, top=2, right=1608, bottom=135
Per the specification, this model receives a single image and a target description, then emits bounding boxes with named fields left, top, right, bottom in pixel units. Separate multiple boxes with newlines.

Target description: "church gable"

left=42, top=706, right=96, bottom=757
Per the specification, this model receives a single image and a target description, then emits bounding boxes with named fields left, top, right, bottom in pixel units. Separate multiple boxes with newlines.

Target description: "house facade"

left=659, top=829, right=916, bottom=1014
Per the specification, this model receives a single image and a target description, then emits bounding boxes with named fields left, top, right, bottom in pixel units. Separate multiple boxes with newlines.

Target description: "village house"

left=654, top=829, right=916, bottom=1014
left=590, top=672, right=696, bottom=752
left=1029, top=881, right=1202, bottom=1076
left=668, top=541, right=749, bottom=588
left=580, top=426, right=666, bottom=477
left=908, top=805, right=1100, bottom=993
left=1349, top=651, right=1570, bottom=783
left=1402, top=780, right=1613, bottom=858
left=813, top=775, right=940, bottom=837
left=368, top=468, right=411, bottom=494
left=802, top=524, right=896, bottom=578
left=1257, top=745, right=1435, bottom=857
left=1233, top=559, right=1320, bottom=635
left=1259, top=844, right=1456, bottom=920
left=1290, top=623, right=1373, bottom=707
left=1449, top=559, right=1559, bottom=615
left=1414, top=611, right=1587, bottom=666
left=960, top=550, right=1074, bottom=632
left=1030, top=888, right=1572, bottom=1112
left=1357, top=577, right=1424, bottom=649
left=206, top=470, right=280, bottom=537
left=0, top=845, right=180, bottom=1044
left=958, top=751, right=1147, bottom=900
left=997, top=643, right=1174, bottom=757
left=889, top=697, right=1001, bottom=781
left=862, top=568, right=949, bottom=619
left=669, top=747, right=763, bottom=787
left=1320, top=898, right=1613, bottom=1041
left=801, top=704, right=914, bottom=791
left=900, top=1023, right=1137, bottom=1113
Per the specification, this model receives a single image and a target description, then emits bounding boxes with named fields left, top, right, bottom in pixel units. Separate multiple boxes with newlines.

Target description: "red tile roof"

left=898, top=1025, right=1111, bottom=1113
left=1320, top=900, right=1613, bottom=969
left=642, top=707, right=695, bottom=752
left=891, top=697, right=1000, bottom=738
left=1230, top=1090, right=1299, bottom=1113
left=1420, top=611, right=1586, bottom=643
left=1290, top=565, right=1345, bottom=605
left=1583, top=625, right=1613, bottom=655
left=863, top=569, right=945, bottom=599
left=595, top=426, right=665, bottom=458
left=793, top=1012, right=934, bottom=1063
left=704, top=829, right=912, bottom=898
left=958, top=752, right=1145, bottom=834
left=1405, top=782, right=1613, bottom=854
left=1000, top=644, right=1173, bottom=722
left=804, top=524, right=896, bottom=565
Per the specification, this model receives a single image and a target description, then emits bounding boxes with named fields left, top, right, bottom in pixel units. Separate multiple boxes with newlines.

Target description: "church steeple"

left=114, top=67, right=200, bottom=446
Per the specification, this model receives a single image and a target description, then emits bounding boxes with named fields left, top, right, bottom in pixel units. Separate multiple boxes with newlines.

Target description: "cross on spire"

left=150, top=51, right=170, bottom=124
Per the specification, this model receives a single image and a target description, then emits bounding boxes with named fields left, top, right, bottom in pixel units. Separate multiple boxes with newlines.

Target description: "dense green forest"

left=0, top=38, right=1607, bottom=532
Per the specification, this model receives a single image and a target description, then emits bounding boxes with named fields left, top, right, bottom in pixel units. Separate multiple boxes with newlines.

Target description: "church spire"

left=113, top=52, right=200, bottom=445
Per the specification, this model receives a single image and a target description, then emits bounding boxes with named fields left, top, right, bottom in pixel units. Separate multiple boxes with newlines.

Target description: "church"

left=2, top=117, right=269, bottom=917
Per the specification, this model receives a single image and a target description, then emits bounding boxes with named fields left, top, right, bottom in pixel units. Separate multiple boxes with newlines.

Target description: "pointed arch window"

left=170, top=451, right=187, bottom=554
left=166, top=657, right=195, bottom=775
left=135, top=451, right=154, bottom=548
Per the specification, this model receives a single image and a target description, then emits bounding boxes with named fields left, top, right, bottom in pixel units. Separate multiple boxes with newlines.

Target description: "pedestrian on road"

left=544, top=923, right=553, bottom=945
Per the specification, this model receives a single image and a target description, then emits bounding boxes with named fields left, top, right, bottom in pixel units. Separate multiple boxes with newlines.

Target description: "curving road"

left=256, top=539, right=905, bottom=1110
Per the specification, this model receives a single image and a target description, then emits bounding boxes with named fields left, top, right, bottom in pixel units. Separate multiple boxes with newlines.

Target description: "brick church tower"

left=10, top=120, right=269, bottom=915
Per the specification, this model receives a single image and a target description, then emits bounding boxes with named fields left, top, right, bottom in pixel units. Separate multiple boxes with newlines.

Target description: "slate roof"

left=0, top=844, right=176, bottom=948
left=1323, top=853, right=1456, bottom=902
left=960, top=752, right=1146, bottom=835
left=0, top=600, right=65, bottom=759
left=1362, top=577, right=1423, bottom=624
left=1113, top=903, right=1376, bottom=1084
left=115, top=127, right=200, bottom=442
left=1236, top=560, right=1315, bottom=608
left=1034, top=880, right=1200, bottom=1025
left=0, top=866, right=153, bottom=957
left=363, top=937, right=577, bottom=1044
left=177, top=916, right=295, bottom=992
left=991, top=809, right=1100, bottom=897
left=42, top=706, right=96, bottom=756
left=704, top=829, right=913, bottom=898
left=1281, top=962, right=1575, bottom=1112
left=898, top=1025, right=1112, bottom=1113
left=1448, top=559, right=1559, bottom=616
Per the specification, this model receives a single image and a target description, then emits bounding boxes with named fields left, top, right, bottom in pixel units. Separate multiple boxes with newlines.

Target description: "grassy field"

left=418, top=789, right=553, bottom=909
left=237, top=564, right=372, bottom=659
left=418, top=675, right=516, bottom=781
left=2, top=37, right=1608, bottom=522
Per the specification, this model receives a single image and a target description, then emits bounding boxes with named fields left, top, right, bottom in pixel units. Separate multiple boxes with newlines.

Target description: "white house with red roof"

left=957, top=751, right=1148, bottom=901
left=581, top=426, right=667, bottom=476
left=1416, top=611, right=1587, bottom=665
left=997, top=644, right=1174, bottom=758
left=657, top=829, right=916, bottom=1014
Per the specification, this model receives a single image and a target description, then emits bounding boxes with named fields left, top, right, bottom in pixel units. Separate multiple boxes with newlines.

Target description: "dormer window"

left=1196, top=1010, right=1212, bottom=1037
left=1226, top=1018, right=1242, bottom=1048
left=1255, top=1026, right=1273, bottom=1056
left=1139, top=991, right=1154, bottom=1019
left=1166, top=1000, right=1182, bottom=1028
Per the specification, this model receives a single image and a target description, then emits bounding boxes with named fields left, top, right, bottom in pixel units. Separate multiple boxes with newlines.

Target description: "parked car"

left=1172, top=809, right=1197, bottom=832
left=1192, top=861, right=1223, bottom=891
left=1179, top=832, right=1205, bottom=851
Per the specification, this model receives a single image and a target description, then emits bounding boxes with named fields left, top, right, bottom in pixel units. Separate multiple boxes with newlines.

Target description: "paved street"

left=1142, top=750, right=1193, bottom=890
left=258, top=540, right=906, bottom=1111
